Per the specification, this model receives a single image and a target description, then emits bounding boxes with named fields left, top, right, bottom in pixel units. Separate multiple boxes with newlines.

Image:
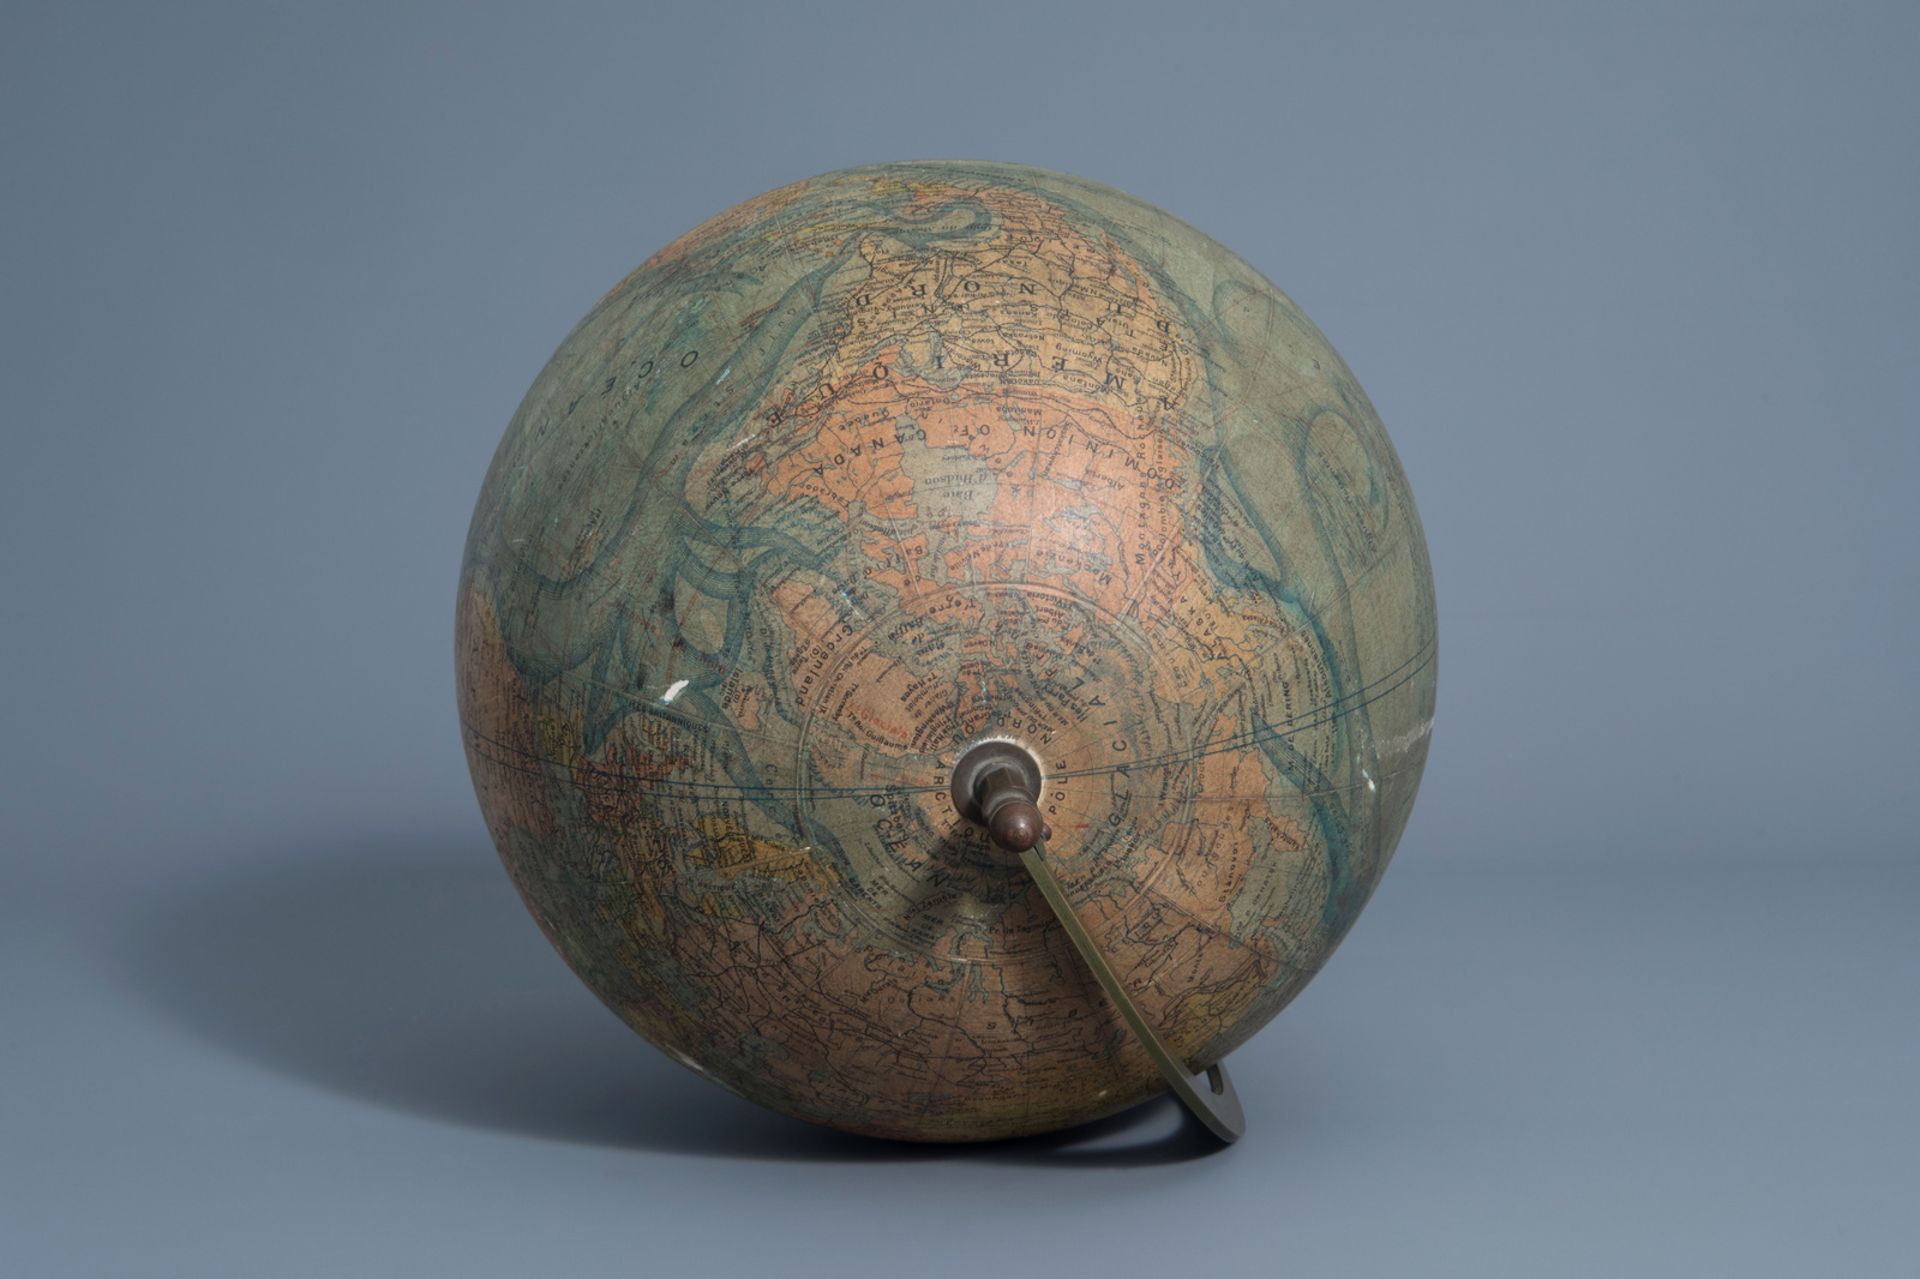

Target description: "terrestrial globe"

left=456, top=161, right=1437, bottom=1142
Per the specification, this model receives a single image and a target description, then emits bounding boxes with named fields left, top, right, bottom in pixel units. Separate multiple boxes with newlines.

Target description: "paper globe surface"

left=457, top=161, right=1437, bottom=1141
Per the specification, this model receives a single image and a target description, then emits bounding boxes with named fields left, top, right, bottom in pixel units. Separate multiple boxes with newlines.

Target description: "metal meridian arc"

left=1017, top=837, right=1246, bottom=1144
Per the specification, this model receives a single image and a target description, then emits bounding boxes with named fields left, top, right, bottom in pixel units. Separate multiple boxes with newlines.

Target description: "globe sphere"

left=456, top=161, right=1437, bottom=1141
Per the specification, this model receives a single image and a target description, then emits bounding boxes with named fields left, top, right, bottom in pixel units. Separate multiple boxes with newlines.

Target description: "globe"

left=456, top=160, right=1437, bottom=1142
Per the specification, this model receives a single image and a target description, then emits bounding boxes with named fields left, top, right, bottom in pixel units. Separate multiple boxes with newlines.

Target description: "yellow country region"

left=686, top=814, right=820, bottom=883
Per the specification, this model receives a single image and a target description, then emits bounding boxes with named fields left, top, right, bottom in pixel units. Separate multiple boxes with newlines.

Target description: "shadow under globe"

left=116, top=835, right=1223, bottom=1166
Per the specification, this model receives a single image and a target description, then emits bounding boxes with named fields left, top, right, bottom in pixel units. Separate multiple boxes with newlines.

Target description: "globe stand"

left=958, top=745, right=1247, bottom=1145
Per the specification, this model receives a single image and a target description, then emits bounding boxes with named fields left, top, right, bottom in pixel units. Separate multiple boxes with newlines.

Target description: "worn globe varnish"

left=457, top=161, right=1437, bottom=1141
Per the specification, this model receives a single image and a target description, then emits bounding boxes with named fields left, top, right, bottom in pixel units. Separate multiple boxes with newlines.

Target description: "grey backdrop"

left=3, top=2, right=1915, bottom=1275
